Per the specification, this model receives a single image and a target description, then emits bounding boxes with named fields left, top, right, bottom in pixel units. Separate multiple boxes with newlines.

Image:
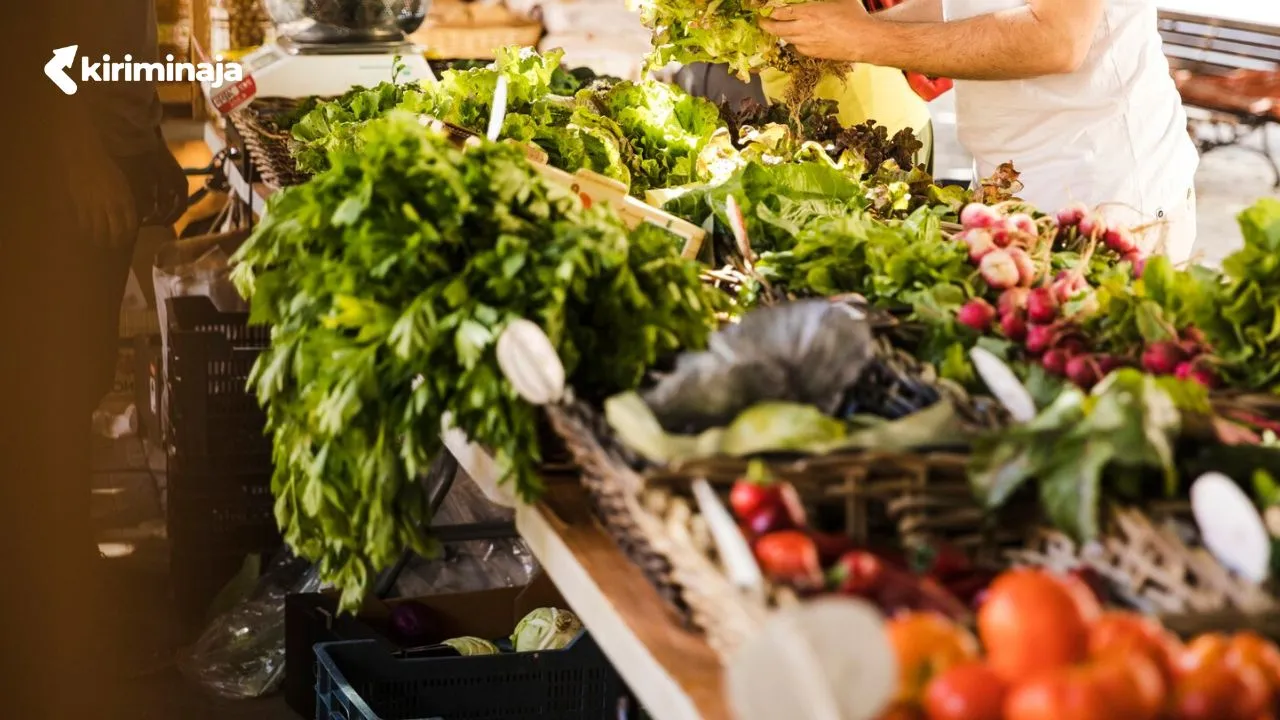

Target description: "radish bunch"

left=955, top=203, right=1048, bottom=291
left=1140, top=329, right=1220, bottom=388
left=1054, top=201, right=1148, bottom=274
left=983, top=275, right=1123, bottom=389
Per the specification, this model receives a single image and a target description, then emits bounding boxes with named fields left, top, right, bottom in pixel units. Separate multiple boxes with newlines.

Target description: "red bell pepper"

left=863, top=0, right=954, bottom=102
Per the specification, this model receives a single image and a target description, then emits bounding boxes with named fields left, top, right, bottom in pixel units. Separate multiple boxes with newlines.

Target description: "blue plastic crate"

left=314, top=633, right=627, bottom=720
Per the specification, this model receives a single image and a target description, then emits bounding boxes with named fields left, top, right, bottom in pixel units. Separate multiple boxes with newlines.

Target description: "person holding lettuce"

left=760, top=0, right=1200, bottom=262
left=675, top=0, right=951, bottom=173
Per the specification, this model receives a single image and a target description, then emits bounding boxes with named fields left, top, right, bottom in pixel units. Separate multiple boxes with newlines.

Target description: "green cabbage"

left=510, top=608, right=584, bottom=652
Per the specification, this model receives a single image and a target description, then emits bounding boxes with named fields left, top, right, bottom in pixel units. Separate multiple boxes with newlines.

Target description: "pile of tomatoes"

left=730, top=477, right=992, bottom=618
left=876, top=568, right=1280, bottom=720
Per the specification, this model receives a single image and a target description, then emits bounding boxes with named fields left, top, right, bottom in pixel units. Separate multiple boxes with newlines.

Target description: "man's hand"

left=147, top=138, right=189, bottom=227
left=761, top=0, right=872, bottom=63
left=67, top=131, right=137, bottom=250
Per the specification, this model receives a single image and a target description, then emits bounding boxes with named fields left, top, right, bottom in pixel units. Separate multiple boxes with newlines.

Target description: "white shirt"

left=943, top=0, right=1199, bottom=223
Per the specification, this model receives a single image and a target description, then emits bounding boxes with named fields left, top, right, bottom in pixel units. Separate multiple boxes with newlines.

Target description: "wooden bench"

left=1157, top=10, right=1280, bottom=188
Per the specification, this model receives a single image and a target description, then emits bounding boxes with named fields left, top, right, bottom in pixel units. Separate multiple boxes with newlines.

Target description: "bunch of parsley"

left=232, top=112, right=721, bottom=608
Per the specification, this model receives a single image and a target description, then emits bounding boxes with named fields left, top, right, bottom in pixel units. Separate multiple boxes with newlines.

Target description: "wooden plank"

left=516, top=480, right=730, bottom=720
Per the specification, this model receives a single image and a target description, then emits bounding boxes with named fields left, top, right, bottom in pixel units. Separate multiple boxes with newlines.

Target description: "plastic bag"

left=641, top=299, right=877, bottom=433
left=177, top=548, right=320, bottom=699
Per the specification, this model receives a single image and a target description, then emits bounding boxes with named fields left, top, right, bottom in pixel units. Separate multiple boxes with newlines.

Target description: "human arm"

left=761, top=0, right=1103, bottom=80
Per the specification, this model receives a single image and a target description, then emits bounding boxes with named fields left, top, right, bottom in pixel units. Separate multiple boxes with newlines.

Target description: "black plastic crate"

left=285, top=593, right=389, bottom=719
left=165, top=295, right=272, bottom=463
left=314, top=634, right=628, bottom=720
left=164, top=296, right=279, bottom=624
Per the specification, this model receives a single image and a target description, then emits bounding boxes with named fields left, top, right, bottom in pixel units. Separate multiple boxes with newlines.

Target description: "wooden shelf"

left=516, top=480, right=730, bottom=720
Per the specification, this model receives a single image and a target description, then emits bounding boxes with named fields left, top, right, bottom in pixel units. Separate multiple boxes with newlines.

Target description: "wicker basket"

left=228, top=102, right=313, bottom=190
left=546, top=387, right=1014, bottom=658
left=1009, top=504, right=1280, bottom=637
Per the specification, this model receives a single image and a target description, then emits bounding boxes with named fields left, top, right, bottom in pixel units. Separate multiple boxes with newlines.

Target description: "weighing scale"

left=203, top=0, right=436, bottom=113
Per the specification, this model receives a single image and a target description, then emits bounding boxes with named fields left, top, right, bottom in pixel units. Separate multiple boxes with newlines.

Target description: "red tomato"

left=1227, top=632, right=1280, bottom=694
left=923, top=662, right=1007, bottom=720
left=1088, top=612, right=1182, bottom=687
left=978, top=569, right=1095, bottom=683
left=1089, top=655, right=1165, bottom=720
left=1171, top=663, right=1270, bottom=720
left=753, top=531, right=822, bottom=589
left=886, top=612, right=980, bottom=705
left=1004, top=666, right=1120, bottom=720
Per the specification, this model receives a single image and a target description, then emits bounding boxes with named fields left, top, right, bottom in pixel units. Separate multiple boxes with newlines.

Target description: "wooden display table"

left=516, top=480, right=730, bottom=720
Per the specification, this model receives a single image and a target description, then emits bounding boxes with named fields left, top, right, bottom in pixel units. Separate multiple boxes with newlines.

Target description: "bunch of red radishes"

left=965, top=276, right=1121, bottom=389
left=951, top=202, right=1168, bottom=390
left=1140, top=328, right=1220, bottom=388
left=954, top=202, right=1047, bottom=292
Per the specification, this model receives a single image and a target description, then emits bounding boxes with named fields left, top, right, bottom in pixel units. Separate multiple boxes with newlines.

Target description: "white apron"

left=943, top=0, right=1200, bottom=261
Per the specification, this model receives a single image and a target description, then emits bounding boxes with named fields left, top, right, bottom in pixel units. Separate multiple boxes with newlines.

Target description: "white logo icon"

left=45, top=45, right=78, bottom=95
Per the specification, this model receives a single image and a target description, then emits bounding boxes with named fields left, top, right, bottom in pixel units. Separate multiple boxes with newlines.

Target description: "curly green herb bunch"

left=232, top=112, right=722, bottom=608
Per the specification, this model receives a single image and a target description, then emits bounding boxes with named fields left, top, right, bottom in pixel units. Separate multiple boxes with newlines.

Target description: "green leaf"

left=1255, top=469, right=1280, bottom=507
left=1038, top=438, right=1114, bottom=541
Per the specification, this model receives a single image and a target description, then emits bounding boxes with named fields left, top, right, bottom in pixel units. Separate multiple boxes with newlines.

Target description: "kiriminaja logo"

left=45, top=44, right=243, bottom=95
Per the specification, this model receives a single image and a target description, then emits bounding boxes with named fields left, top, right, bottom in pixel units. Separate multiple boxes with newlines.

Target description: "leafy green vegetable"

left=287, top=47, right=725, bottom=198
left=969, top=369, right=1183, bottom=541
left=635, top=0, right=847, bottom=105
left=233, top=113, right=721, bottom=608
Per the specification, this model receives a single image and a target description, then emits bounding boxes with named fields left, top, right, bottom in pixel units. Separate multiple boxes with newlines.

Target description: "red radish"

left=1025, top=323, right=1057, bottom=354
left=963, top=229, right=998, bottom=263
left=1141, top=341, right=1186, bottom=375
left=1103, top=226, right=1138, bottom=254
left=1006, top=246, right=1037, bottom=286
left=957, top=298, right=998, bottom=332
left=989, top=221, right=1015, bottom=248
left=979, top=249, right=1021, bottom=289
left=1051, top=274, right=1088, bottom=304
left=1007, top=213, right=1038, bottom=236
left=1077, top=213, right=1102, bottom=239
left=1096, top=354, right=1127, bottom=373
left=1057, top=336, right=1086, bottom=356
left=1042, top=349, right=1070, bottom=375
left=998, top=287, right=1030, bottom=317
left=961, top=203, right=1001, bottom=230
left=1065, top=355, right=1102, bottom=388
left=1000, top=312, right=1028, bottom=342
left=1123, top=251, right=1147, bottom=277
left=1026, top=287, right=1058, bottom=324
left=1055, top=202, right=1090, bottom=227
left=1176, top=361, right=1220, bottom=388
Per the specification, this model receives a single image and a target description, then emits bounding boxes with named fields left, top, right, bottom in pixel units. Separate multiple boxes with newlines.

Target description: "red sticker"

left=211, top=75, right=258, bottom=115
